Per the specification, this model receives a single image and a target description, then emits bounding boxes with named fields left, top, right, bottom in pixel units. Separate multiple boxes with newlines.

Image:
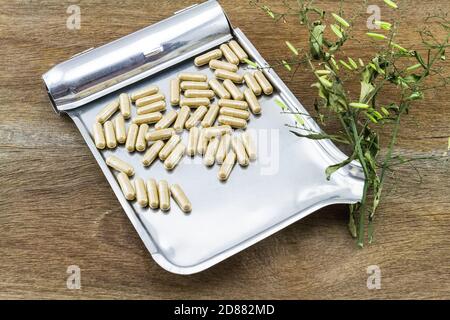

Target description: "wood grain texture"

left=0, top=0, right=449, bottom=299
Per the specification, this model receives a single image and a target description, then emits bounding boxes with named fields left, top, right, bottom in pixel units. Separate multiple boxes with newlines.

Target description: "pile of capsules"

left=92, top=39, right=273, bottom=213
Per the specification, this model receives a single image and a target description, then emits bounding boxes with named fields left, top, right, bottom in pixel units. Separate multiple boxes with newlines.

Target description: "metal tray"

left=44, top=1, right=364, bottom=274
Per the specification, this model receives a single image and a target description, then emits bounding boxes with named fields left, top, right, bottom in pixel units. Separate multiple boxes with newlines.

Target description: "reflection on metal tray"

left=43, top=0, right=364, bottom=274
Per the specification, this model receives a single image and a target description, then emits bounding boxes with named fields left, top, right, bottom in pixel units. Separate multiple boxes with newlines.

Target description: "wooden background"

left=0, top=0, right=449, bottom=299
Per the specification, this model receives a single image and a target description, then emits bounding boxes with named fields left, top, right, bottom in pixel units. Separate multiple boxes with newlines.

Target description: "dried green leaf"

left=243, top=58, right=258, bottom=68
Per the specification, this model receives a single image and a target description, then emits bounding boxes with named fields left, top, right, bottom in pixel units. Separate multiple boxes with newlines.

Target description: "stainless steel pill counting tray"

left=43, top=0, right=364, bottom=274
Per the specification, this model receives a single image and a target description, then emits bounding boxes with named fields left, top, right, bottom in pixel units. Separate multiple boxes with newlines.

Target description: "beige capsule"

left=164, top=142, right=185, bottom=170
left=170, top=184, right=192, bottom=213
left=218, top=115, right=247, bottom=129
left=106, top=155, right=134, bottom=176
left=158, top=180, right=171, bottom=212
left=204, top=125, right=233, bottom=139
left=178, top=72, right=207, bottom=82
left=131, top=85, right=159, bottom=101
left=220, top=43, right=239, bottom=65
left=136, top=100, right=166, bottom=115
left=243, top=72, right=262, bottom=96
left=223, top=79, right=244, bottom=100
left=159, top=134, right=181, bottom=161
left=155, top=110, right=177, bottom=130
left=180, top=97, right=210, bottom=108
left=135, top=93, right=165, bottom=107
left=203, top=136, right=220, bottom=167
left=119, top=93, right=131, bottom=119
left=209, top=79, right=231, bottom=99
left=214, top=69, right=243, bottom=83
left=231, top=136, right=249, bottom=166
left=242, top=131, right=257, bottom=161
left=146, top=178, right=159, bottom=209
left=216, top=133, right=231, bottom=164
left=114, top=114, right=127, bottom=144
left=135, top=124, right=149, bottom=152
left=180, top=81, right=209, bottom=91
left=218, top=150, right=237, bottom=181
left=117, top=172, right=136, bottom=201
left=185, top=105, right=208, bottom=129
left=170, top=78, right=180, bottom=106
left=201, top=104, right=219, bottom=128
left=104, top=120, right=117, bottom=149
left=96, top=100, right=119, bottom=124
left=184, top=89, right=215, bottom=99
left=218, top=99, right=248, bottom=110
left=125, top=123, right=139, bottom=152
left=132, top=112, right=163, bottom=125
left=244, top=88, right=262, bottom=115
left=194, top=49, right=222, bottom=67
left=228, top=40, right=249, bottom=63
left=142, top=140, right=165, bottom=166
left=254, top=70, right=273, bottom=95
left=209, top=59, right=238, bottom=72
left=197, top=128, right=209, bottom=156
left=187, top=127, right=200, bottom=157
left=173, top=106, right=190, bottom=133
left=146, top=128, right=175, bottom=141
left=135, top=177, right=148, bottom=207
left=219, top=107, right=250, bottom=120
left=93, top=122, right=106, bottom=149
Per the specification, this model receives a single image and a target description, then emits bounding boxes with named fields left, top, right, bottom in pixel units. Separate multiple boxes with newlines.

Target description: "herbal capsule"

left=194, top=49, right=222, bottom=67
left=209, top=59, right=238, bottom=72
left=135, top=177, right=148, bottom=207
left=146, top=128, right=175, bottom=141
left=137, top=100, right=166, bottom=115
left=93, top=122, right=106, bottom=149
left=125, top=123, right=139, bottom=152
left=218, top=115, right=247, bottom=129
left=170, top=184, right=192, bottom=213
left=216, top=133, right=231, bottom=164
left=254, top=70, right=273, bottom=95
left=114, top=114, right=127, bottom=144
left=228, top=40, right=248, bottom=62
left=243, top=88, right=262, bottom=115
left=231, top=136, right=249, bottom=166
left=155, top=110, right=177, bottom=130
left=146, top=178, right=159, bottom=209
left=204, top=125, right=233, bottom=139
left=220, top=43, right=239, bottom=65
left=135, top=93, right=165, bottom=107
left=197, top=128, right=208, bottom=156
left=243, top=72, right=262, bottom=96
left=106, top=155, right=134, bottom=176
left=180, top=97, right=210, bottom=108
left=132, top=112, right=163, bottom=125
left=218, top=150, right=236, bottom=181
left=223, top=79, right=244, bottom=100
left=184, top=89, right=215, bottom=99
left=104, top=120, right=117, bottom=149
left=135, top=124, right=149, bottom=152
left=158, top=180, right=170, bottom=212
left=219, top=107, right=250, bottom=120
left=214, top=69, right=243, bottom=83
left=187, top=127, right=200, bottom=157
left=173, top=106, right=190, bottom=133
left=170, top=78, right=180, bottom=106
left=142, top=140, right=165, bottom=166
left=218, top=99, right=248, bottom=110
left=178, top=72, right=207, bottom=82
left=131, top=85, right=159, bottom=101
left=119, top=93, right=131, bottom=119
left=209, top=79, right=231, bottom=99
left=201, top=104, right=219, bottom=128
left=159, top=134, right=181, bottom=161
left=242, top=131, right=257, bottom=161
left=164, top=142, right=185, bottom=170
left=204, top=136, right=220, bottom=166
left=117, top=172, right=135, bottom=201
left=96, top=100, right=119, bottom=124
left=185, top=105, right=208, bottom=129
left=180, top=81, right=209, bottom=91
